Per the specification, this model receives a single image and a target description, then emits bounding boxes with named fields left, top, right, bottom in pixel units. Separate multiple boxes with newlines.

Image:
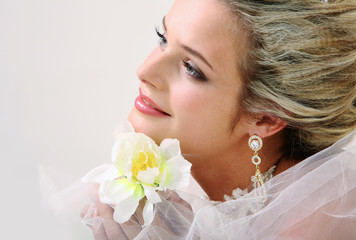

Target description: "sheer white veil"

left=42, top=130, right=356, bottom=239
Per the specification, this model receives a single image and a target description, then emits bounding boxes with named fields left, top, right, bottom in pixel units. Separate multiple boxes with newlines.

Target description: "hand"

left=81, top=185, right=193, bottom=240
left=80, top=184, right=143, bottom=240
left=91, top=200, right=142, bottom=240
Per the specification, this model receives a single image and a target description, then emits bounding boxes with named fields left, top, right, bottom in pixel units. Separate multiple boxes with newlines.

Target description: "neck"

left=188, top=134, right=290, bottom=201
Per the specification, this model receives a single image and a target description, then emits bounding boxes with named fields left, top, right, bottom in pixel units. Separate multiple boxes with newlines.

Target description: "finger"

left=92, top=208, right=109, bottom=240
left=120, top=217, right=143, bottom=239
left=97, top=201, right=129, bottom=240
left=166, top=190, right=192, bottom=210
left=80, top=204, right=91, bottom=219
left=118, top=200, right=145, bottom=239
left=88, top=183, right=100, bottom=199
left=81, top=203, right=99, bottom=230
left=152, top=191, right=194, bottom=236
left=93, top=224, right=109, bottom=240
left=131, top=199, right=145, bottom=226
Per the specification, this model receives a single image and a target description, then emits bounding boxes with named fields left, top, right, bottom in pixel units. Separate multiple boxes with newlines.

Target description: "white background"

left=0, top=0, right=173, bottom=239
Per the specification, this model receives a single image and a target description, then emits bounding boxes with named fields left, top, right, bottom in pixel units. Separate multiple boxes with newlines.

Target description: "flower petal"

left=142, top=201, right=154, bottom=227
left=159, top=138, right=181, bottom=159
left=160, top=156, right=192, bottom=190
left=99, top=178, right=144, bottom=205
left=113, top=194, right=140, bottom=224
left=143, top=185, right=161, bottom=204
left=137, top=167, right=160, bottom=185
left=81, top=164, right=119, bottom=184
left=111, top=132, right=160, bottom=175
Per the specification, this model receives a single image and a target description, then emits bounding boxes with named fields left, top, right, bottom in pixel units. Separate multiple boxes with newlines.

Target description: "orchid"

left=81, top=121, right=192, bottom=226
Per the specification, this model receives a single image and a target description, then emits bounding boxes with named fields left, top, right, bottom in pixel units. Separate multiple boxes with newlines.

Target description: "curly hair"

left=221, top=0, right=356, bottom=160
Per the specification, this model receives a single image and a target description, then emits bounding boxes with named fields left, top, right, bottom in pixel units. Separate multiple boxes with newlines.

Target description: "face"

left=128, top=0, right=251, bottom=163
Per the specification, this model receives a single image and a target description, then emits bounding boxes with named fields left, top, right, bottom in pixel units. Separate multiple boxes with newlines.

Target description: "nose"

left=136, top=46, right=168, bottom=90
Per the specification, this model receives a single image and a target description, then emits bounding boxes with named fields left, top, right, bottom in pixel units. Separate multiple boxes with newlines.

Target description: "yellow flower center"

left=131, top=151, right=159, bottom=178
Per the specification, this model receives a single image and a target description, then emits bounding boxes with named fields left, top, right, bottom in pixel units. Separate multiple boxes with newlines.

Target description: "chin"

left=128, top=108, right=167, bottom=144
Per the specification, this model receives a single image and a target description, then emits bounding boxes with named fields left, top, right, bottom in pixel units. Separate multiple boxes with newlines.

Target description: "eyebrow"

left=162, top=17, right=214, bottom=71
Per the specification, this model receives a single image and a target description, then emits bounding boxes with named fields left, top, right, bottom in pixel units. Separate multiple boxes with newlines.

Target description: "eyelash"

left=154, top=27, right=207, bottom=82
left=155, top=27, right=167, bottom=47
left=183, top=61, right=207, bottom=81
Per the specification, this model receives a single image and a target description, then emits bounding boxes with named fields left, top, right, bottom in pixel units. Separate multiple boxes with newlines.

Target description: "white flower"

left=82, top=121, right=192, bottom=226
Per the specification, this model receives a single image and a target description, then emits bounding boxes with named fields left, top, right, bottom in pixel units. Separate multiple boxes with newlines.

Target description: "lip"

left=134, top=90, right=170, bottom=117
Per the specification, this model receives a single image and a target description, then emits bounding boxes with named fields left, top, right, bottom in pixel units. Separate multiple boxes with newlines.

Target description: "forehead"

left=166, top=0, right=248, bottom=79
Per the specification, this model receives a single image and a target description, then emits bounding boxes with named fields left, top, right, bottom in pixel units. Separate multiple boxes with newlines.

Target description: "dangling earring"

left=248, top=135, right=267, bottom=203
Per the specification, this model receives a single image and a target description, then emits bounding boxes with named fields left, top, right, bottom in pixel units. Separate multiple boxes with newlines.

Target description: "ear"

left=247, top=114, right=287, bottom=138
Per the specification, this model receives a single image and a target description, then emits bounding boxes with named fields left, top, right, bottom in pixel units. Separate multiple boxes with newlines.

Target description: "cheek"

left=170, top=84, right=238, bottom=153
left=172, top=84, right=216, bottom=124
left=172, top=83, right=236, bottom=129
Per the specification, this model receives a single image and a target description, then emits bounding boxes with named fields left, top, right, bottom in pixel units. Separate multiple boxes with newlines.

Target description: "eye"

left=155, top=27, right=167, bottom=47
left=183, top=60, right=207, bottom=82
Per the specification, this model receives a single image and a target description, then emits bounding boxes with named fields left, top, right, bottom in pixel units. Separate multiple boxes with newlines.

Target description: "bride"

left=80, top=0, right=356, bottom=239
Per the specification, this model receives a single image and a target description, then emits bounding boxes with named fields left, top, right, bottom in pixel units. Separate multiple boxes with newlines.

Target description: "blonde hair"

left=222, top=0, right=356, bottom=159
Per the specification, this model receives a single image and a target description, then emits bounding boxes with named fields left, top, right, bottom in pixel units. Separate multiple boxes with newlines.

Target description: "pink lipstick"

left=134, top=90, right=170, bottom=117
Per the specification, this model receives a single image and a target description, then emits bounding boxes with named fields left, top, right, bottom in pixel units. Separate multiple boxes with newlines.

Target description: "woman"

left=82, top=0, right=356, bottom=239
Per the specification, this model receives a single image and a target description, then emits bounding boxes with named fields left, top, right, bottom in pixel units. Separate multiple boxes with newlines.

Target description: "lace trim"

left=223, top=165, right=275, bottom=201
left=207, top=166, right=276, bottom=217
